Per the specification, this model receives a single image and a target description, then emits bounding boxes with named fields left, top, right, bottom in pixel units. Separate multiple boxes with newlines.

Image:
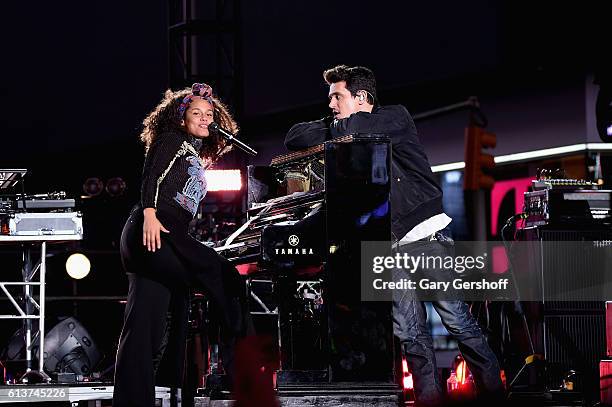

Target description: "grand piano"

left=214, top=135, right=398, bottom=392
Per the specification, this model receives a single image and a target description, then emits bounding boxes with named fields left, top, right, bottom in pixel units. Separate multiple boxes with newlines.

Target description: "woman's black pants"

left=112, top=208, right=247, bottom=407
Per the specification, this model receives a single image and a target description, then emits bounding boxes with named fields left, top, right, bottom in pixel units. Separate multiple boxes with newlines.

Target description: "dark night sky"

left=1, top=1, right=167, bottom=155
left=241, top=0, right=499, bottom=116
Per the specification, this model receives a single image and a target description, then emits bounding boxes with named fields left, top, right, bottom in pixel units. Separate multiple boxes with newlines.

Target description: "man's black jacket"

left=285, top=105, right=444, bottom=241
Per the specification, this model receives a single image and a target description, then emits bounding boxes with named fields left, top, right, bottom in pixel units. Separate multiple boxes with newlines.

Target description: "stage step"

left=195, top=383, right=401, bottom=407
left=195, top=394, right=399, bottom=407
left=194, top=398, right=233, bottom=407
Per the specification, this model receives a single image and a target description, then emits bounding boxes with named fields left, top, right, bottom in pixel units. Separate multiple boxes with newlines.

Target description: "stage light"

left=448, top=354, right=474, bottom=397
left=82, top=177, right=103, bottom=197
left=105, top=177, right=126, bottom=197
left=42, top=317, right=101, bottom=377
left=444, top=170, right=462, bottom=184
left=494, top=144, right=587, bottom=164
left=401, top=357, right=414, bottom=391
left=66, top=253, right=91, bottom=280
left=456, top=358, right=467, bottom=385
left=205, top=169, right=242, bottom=191
left=403, top=374, right=413, bottom=390
left=431, top=162, right=465, bottom=173
left=431, top=143, right=612, bottom=173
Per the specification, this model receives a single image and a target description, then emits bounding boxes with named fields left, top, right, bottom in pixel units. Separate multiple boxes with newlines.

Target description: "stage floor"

left=0, top=382, right=173, bottom=405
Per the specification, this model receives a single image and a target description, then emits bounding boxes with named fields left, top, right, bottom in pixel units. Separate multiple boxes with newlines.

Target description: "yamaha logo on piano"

left=288, top=235, right=299, bottom=246
left=274, top=234, right=314, bottom=255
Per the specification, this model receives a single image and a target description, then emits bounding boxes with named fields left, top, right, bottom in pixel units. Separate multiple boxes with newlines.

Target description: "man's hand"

left=143, top=208, right=170, bottom=252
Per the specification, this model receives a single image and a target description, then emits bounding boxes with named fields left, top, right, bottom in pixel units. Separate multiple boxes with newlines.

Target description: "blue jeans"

left=392, top=238, right=503, bottom=405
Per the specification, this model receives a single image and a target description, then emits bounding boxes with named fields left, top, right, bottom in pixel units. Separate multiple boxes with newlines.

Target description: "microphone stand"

left=208, top=123, right=257, bottom=156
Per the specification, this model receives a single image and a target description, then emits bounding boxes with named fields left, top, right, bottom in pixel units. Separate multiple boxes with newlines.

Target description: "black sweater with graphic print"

left=140, top=130, right=207, bottom=226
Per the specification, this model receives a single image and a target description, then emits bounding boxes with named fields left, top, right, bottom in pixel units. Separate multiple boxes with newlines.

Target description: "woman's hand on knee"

left=143, top=208, right=170, bottom=252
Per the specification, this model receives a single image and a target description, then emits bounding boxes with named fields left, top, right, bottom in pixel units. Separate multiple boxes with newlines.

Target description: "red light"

left=206, top=170, right=242, bottom=191
left=448, top=355, right=475, bottom=399
left=402, top=357, right=414, bottom=390
left=403, top=374, right=414, bottom=390
left=456, top=360, right=467, bottom=385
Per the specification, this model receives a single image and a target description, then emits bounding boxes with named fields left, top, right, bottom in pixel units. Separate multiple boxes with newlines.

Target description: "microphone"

left=208, top=123, right=257, bottom=156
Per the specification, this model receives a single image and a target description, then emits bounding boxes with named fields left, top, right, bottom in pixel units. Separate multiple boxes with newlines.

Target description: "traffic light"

left=463, top=125, right=496, bottom=190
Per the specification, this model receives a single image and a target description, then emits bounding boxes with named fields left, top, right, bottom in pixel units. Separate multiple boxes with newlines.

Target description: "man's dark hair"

left=323, top=65, right=377, bottom=105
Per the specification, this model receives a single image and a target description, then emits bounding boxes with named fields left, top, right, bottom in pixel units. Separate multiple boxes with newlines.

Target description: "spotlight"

left=41, top=317, right=101, bottom=377
left=66, top=253, right=91, bottom=280
left=456, top=357, right=468, bottom=385
left=447, top=354, right=475, bottom=397
left=402, top=358, right=414, bottom=391
left=105, top=177, right=126, bottom=197
left=82, top=177, right=103, bottom=197
left=403, top=374, right=413, bottom=391
left=444, top=170, right=462, bottom=184
left=206, top=169, right=242, bottom=191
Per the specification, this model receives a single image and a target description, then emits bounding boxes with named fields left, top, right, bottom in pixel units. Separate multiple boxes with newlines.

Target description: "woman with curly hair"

left=113, top=84, right=248, bottom=406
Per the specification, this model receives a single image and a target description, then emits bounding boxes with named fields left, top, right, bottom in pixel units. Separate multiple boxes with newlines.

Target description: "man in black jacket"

left=285, top=65, right=503, bottom=405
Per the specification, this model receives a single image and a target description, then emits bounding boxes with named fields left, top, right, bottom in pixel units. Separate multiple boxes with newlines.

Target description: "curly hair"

left=140, top=88, right=239, bottom=161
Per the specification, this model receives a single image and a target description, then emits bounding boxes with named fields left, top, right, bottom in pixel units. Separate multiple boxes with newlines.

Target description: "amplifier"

left=7, top=212, right=83, bottom=237
left=524, top=189, right=611, bottom=227
left=0, top=191, right=74, bottom=214
left=516, top=227, right=612, bottom=397
left=16, top=198, right=75, bottom=210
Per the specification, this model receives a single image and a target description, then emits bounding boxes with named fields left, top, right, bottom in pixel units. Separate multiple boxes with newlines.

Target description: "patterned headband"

left=178, top=83, right=213, bottom=117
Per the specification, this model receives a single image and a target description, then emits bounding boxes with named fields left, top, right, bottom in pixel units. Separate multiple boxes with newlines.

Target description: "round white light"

left=66, top=253, right=91, bottom=280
